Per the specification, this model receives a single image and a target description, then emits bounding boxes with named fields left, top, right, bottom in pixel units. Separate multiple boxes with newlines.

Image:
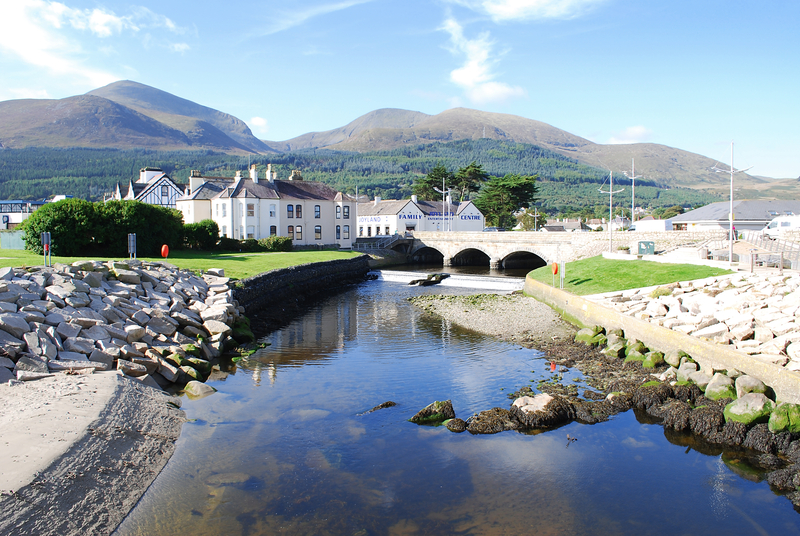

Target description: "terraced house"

left=176, top=165, right=355, bottom=248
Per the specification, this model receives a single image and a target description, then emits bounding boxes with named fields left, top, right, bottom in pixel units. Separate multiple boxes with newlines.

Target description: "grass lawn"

left=0, top=248, right=362, bottom=280
left=528, top=256, right=732, bottom=296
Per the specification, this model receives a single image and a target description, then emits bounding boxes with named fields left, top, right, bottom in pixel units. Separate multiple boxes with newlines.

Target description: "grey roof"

left=178, top=181, right=225, bottom=201
left=671, top=200, right=800, bottom=223
left=415, top=200, right=460, bottom=216
left=220, top=178, right=280, bottom=200
left=358, top=200, right=413, bottom=216
left=273, top=180, right=340, bottom=201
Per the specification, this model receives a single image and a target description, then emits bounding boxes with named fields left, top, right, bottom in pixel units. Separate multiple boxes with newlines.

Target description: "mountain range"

left=0, top=80, right=790, bottom=197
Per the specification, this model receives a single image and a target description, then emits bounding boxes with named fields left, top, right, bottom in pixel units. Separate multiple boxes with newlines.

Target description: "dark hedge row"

left=21, top=199, right=184, bottom=257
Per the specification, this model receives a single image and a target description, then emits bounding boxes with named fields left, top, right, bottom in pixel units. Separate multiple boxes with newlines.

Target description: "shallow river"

left=116, top=278, right=800, bottom=535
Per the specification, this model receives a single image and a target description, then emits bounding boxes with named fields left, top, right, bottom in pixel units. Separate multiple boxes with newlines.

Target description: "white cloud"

left=0, top=1, right=189, bottom=92
left=262, top=0, right=373, bottom=35
left=249, top=116, right=269, bottom=136
left=441, top=17, right=526, bottom=105
left=608, top=126, right=653, bottom=144
left=169, top=43, right=191, bottom=54
left=8, top=88, right=51, bottom=100
left=448, top=0, right=607, bottom=22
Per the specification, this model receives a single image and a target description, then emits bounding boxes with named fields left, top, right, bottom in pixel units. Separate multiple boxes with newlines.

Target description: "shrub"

left=184, top=219, right=219, bottom=250
left=21, top=199, right=183, bottom=257
left=21, top=198, right=97, bottom=255
left=258, top=235, right=293, bottom=252
left=217, top=237, right=240, bottom=251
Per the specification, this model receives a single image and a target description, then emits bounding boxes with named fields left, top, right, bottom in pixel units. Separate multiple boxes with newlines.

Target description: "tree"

left=20, top=198, right=97, bottom=255
left=516, top=208, right=546, bottom=231
left=474, top=174, right=538, bottom=229
left=453, top=161, right=489, bottom=202
left=412, top=163, right=453, bottom=201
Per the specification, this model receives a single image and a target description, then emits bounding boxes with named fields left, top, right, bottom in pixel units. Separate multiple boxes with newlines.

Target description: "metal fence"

left=740, top=230, right=800, bottom=270
left=352, top=233, right=410, bottom=251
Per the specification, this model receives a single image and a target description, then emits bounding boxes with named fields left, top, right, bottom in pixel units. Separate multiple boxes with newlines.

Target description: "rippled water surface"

left=116, top=280, right=800, bottom=536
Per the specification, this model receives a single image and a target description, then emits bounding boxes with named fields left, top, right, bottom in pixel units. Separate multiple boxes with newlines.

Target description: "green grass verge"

left=528, top=256, right=732, bottom=296
left=0, top=248, right=362, bottom=280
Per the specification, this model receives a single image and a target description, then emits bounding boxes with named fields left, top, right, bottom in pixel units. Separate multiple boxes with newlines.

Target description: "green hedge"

left=21, top=199, right=184, bottom=257
left=184, top=219, right=219, bottom=250
left=217, top=235, right=293, bottom=252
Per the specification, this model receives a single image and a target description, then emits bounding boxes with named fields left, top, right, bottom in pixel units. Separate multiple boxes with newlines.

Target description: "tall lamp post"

left=599, top=170, right=624, bottom=253
left=712, top=142, right=752, bottom=267
left=623, top=158, right=641, bottom=225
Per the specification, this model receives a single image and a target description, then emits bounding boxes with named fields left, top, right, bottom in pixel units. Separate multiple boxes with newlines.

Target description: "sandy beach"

left=0, top=372, right=185, bottom=536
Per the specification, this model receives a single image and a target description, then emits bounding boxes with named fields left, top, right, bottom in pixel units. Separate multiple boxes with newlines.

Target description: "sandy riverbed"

left=0, top=372, right=185, bottom=536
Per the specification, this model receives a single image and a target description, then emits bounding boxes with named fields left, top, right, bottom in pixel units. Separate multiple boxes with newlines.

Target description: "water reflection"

left=115, top=281, right=800, bottom=536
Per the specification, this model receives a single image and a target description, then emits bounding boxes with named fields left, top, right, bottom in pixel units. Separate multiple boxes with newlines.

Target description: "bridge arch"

left=500, top=249, right=548, bottom=270
left=409, top=245, right=445, bottom=264
left=450, top=247, right=492, bottom=267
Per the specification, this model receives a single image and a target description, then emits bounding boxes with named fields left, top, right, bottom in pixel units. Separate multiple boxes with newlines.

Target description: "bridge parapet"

left=410, top=230, right=727, bottom=265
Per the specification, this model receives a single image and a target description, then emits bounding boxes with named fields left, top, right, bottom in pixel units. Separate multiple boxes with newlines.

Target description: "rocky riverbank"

left=409, top=292, right=800, bottom=511
left=0, top=258, right=250, bottom=535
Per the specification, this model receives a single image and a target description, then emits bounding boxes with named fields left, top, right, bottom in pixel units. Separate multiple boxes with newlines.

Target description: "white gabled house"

left=112, top=167, right=185, bottom=209
left=356, top=195, right=485, bottom=236
left=176, top=165, right=355, bottom=247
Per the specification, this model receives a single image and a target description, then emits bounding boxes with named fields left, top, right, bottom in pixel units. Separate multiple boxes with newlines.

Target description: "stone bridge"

left=400, top=230, right=727, bottom=269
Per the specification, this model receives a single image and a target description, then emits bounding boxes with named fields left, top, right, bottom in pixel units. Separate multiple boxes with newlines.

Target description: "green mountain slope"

left=87, top=81, right=275, bottom=154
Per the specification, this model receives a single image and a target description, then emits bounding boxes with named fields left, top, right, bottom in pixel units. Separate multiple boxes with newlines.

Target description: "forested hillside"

left=0, top=139, right=719, bottom=215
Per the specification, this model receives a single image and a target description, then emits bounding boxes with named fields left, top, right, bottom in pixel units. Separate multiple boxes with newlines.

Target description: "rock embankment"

left=585, top=271, right=800, bottom=371
left=0, top=260, right=244, bottom=389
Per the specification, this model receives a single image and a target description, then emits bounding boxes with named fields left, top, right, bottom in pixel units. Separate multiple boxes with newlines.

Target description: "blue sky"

left=0, top=0, right=798, bottom=178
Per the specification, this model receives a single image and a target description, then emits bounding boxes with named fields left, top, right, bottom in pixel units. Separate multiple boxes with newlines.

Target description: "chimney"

left=374, top=196, right=381, bottom=206
left=235, top=170, right=242, bottom=179
left=411, top=195, right=418, bottom=204
left=267, top=163, right=275, bottom=182
left=250, top=164, right=258, bottom=183
left=289, top=170, right=303, bottom=181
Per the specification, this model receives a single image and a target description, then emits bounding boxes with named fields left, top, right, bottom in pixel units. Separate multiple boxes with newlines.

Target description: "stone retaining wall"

left=232, top=255, right=371, bottom=312
left=523, top=277, right=800, bottom=404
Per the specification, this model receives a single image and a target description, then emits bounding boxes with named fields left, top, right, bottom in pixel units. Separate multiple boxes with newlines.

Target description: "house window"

left=314, top=205, right=321, bottom=218
left=222, top=204, right=226, bottom=217
left=336, top=225, right=341, bottom=239
left=296, top=205, right=302, bottom=218
left=287, top=205, right=293, bottom=218
left=336, top=206, right=341, bottom=219
left=161, top=185, right=169, bottom=197
left=367, top=227, right=372, bottom=237
left=359, top=226, right=364, bottom=237
left=343, top=206, right=350, bottom=219
left=270, top=204, right=276, bottom=218
left=288, top=225, right=294, bottom=239
left=247, top=226, right=255, bottom=239
left=343, top=225, right=350, bottom=239
left=385, top=226, right=390, bottom=235
left=296, top=225, right=303, bottom=240
left=376, top=227, right=381, bottom=235
left=247, top=203, right=254, bottom=217
left=270, top=225, right=277, bottom=236
left=222, top=226, right=227, bottom=238
left=314, top=225, right=322, bottom=240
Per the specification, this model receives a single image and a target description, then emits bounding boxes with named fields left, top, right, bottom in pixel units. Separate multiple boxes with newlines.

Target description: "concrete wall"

left=233, top=255, right=371, bottom=313
left=523, top=276, right=800, bottom=404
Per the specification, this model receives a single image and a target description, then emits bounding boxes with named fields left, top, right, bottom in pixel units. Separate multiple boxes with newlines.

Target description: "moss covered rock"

left=409, top=400, right=455, bottom=424
left=602, top=341, right=627, bottom=358
left=664, top=349, right=690, bottom=368
left=705, top=373, right=736, bottom=401
left=642, top=351, right=665, bottom=369
left=768, top=403, right=800, bottom=433
left=624, top=351, right=645, bottom=363
left=626, top=340, right=647, bottom=356
left=724, top=393, right=774, bottom=425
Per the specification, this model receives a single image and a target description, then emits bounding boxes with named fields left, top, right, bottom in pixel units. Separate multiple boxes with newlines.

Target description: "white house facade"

left=176, top=165, right=355, bottom=248
left=357, top=195, right=485, bottom=236
left=112, top=167, right=185, bottom=209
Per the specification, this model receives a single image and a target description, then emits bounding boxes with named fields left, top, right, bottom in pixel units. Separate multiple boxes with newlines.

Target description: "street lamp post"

left=712, top=142, right=752, bottom=267
left=599, top=170, right=624, bottom=253
left=624, top=158, right=641, bottom=225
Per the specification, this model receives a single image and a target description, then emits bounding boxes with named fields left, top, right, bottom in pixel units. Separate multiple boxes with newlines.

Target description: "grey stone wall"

left=232, top=255, right=371, bottom=312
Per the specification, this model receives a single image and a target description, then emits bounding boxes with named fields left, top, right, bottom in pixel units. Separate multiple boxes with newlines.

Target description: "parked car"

left=482, top=227, right=505, bottom=232
left=762, top=215, right=800, bottom=238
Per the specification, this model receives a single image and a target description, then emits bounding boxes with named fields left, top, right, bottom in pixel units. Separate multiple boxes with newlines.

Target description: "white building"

left=176, top=165, right=355, bottom=247
left=356, top=195, right=485, bottom=237
left=112, top=167, right=185, bottom=209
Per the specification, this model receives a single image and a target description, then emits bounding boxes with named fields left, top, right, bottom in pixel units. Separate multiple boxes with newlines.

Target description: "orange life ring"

left=161, top=244, right=169, bottom=258
left=551, top=263, right=558, bottom=275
